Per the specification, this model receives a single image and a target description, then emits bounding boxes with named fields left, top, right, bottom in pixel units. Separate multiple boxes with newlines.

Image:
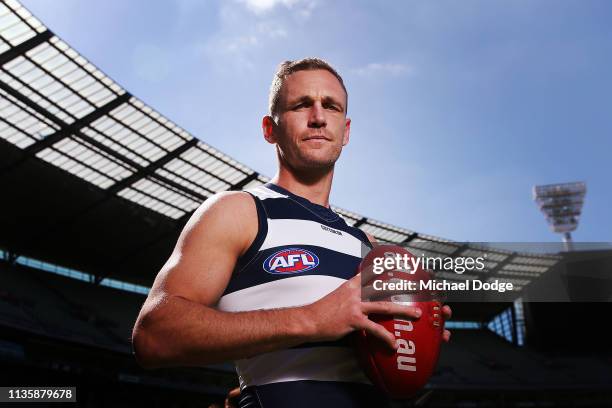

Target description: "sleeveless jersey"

left=217, top=183, right=388, bottom=407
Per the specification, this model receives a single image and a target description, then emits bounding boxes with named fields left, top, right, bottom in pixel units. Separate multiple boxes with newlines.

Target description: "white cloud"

left=351, top=63, right=413, bottom=77
left=197, top=0, right=304, bottom=71
left=238, top=0, right=304, bottom=15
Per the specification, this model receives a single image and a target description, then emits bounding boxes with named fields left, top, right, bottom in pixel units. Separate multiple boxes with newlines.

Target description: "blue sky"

left=21, top=0, right=612, bottom=242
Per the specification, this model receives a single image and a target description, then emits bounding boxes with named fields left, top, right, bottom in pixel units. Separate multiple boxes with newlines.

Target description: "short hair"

left=268, top=57, right=348, bottom=119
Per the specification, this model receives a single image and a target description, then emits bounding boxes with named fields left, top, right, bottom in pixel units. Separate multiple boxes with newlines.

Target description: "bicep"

left=148, top=192, right=257, bottom=307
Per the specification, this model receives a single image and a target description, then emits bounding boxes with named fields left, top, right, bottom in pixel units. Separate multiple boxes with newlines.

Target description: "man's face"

left=266, top=69, right=350, bottom=172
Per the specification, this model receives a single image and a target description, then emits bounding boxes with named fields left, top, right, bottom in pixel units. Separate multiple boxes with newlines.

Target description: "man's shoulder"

left=181, top=190, right=258, bottom=255
left=190, top=191, right=257, bottom=230
left=204, top=190, right=254, bottom=210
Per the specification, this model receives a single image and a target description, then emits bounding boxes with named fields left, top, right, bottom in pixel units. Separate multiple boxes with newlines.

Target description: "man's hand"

left=362, top=233, right=453, bottom=344
left=305, top=273, right=453, bottom=349
left=441, top=304, right=452, bottom=342
left=304, top=273, right=422, bottom=350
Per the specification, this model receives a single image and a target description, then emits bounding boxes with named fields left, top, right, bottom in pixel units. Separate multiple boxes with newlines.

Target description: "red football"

left=354, top=245, right=444, bottom=399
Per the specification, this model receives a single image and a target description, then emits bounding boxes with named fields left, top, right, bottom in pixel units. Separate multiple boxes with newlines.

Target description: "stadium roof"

left=0, top=0, right=560, bottom=320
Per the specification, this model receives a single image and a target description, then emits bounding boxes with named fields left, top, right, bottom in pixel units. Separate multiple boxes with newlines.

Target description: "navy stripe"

left=224, top=245, right=361, bottom=295
left=262, top=195, right=340, bottom=222
left=234, top=192, right=269, bottom=274
left=259, top=197, right=370, bottom=243
left=240, top=381, right=390, bottom=408
left=264, top=183, right=340, bottom=223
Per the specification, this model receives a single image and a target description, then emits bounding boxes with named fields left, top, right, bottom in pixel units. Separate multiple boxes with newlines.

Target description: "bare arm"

left=132, top=192, right=422, bottom=369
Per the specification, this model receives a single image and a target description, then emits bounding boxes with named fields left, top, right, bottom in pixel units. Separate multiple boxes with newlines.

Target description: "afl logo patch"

left=263, top=248, right=320, bottom=275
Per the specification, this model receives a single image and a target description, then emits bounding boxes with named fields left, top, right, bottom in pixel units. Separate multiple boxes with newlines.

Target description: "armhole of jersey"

left=234, top=191, right=268, bottom=274
left=339, top=216, right=373, bottom=250
left=362, top=230, right=374, bottom=249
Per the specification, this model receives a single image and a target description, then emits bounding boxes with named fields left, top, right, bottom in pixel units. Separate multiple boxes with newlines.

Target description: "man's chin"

left=302, top=153, right=340, bottom=168
left=294, top=157, right=337, bottom=173
left=280, top=148, right=341, bottom=174
left=301, top=150, right=341, bottom=166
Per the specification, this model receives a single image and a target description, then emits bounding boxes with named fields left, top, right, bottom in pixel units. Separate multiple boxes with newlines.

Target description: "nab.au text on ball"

left=395, top=319, right=417, bottom=372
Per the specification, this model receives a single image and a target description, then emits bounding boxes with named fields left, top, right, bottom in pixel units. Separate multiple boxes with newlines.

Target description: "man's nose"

left=308, top=103, right=326, bottom=128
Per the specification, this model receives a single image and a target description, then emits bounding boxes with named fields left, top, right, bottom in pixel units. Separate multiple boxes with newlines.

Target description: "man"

left=132, top=58, right=451, bottom=407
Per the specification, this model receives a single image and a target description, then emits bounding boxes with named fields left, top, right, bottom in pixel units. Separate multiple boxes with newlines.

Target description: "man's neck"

left=271, top=165, right=334, bottom=208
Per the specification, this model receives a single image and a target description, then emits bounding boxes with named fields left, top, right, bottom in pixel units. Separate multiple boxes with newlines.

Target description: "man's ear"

left=262, top=116, right=277, bottom=144
left=342, top=118, right=351, bottom=146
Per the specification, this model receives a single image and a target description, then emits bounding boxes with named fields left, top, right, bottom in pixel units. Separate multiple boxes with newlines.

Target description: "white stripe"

left=261, top=218, right=364, bottom=257
left=247, top=185, right=288, bottom=200
left=235, top=347, right=371, bottom=388
left=218, top=275, right=346, bottom=312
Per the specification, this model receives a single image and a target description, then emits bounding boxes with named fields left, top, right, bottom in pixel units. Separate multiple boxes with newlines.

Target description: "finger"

left=443, top=329, right=451, bottom=342
left=442, top=305, right=452, bottom=320
left=361, top=319, right=397, bottom=350
left=362, top=301, right=422, bottom=319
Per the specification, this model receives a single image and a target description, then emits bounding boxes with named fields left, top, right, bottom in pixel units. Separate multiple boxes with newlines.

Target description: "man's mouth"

left=303, top=135, right=330, bottom=141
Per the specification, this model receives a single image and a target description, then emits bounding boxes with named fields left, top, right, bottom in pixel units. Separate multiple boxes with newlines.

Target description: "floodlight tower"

left=533, top=182, right=586, bottom=251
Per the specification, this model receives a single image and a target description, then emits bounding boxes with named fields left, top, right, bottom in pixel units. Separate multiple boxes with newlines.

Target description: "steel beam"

left=0, top=30, right=53, bottom=67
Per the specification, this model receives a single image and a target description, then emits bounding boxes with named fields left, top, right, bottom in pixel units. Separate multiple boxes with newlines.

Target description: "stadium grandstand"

left=1, top=0, right=610, bottom=406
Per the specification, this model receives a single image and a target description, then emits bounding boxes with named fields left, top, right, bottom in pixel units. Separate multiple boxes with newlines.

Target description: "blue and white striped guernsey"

left=218, top=183, right=388, bottom=408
